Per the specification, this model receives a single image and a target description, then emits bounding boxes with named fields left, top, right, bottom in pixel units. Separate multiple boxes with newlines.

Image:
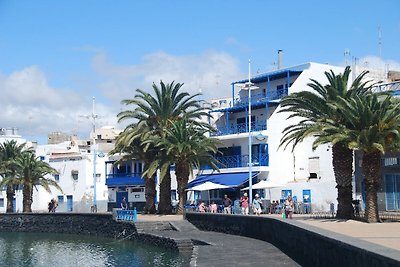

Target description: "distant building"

left=47, top=132, right=74, bottom=144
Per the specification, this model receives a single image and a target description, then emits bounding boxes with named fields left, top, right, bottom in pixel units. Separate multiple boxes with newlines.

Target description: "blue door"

left=385, top=174, right=400, bottom=211
left=303, top=189, right=312, bottom=214
left=116, top=191, right=128, bottom=209
left=66, top=195, right=73, bottom=212
left=13, top=198, right=16, bottom=213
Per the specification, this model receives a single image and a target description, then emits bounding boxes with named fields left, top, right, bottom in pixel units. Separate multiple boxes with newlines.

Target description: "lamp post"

left=81, top=97, right=99, bottom=212
left=239, top=60, right=259, bottom=208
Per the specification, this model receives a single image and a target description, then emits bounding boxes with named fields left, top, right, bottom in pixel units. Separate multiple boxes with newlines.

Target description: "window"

left=39, top=156, right=45, bottom=161
left=277, top=84, right=284, bottom=90
left=58, top=195, right=64, bottom=203
left=171, top=190, right=177, bottom=201
left=130, top=188, right=144, bottom=193
left=0, top=198, right=4, bottom=208
left=309, top=157, right=320, bottom=179
left=71, top=170, right=79, bottom=181
left=384, top=157, right=398, bottom=166
left=54, top=174, right=60, bottom=182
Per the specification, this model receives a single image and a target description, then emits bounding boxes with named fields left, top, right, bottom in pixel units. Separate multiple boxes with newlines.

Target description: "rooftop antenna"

left=378, top=26, right=382, bottom=58
left=344, top=48, right=350, bottom=67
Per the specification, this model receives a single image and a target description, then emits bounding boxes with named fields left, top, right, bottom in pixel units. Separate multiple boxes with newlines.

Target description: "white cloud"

left=91, top=50, right=243, bottom=103
left=358, top=55, right=400, bottom=71
left=0, top=66, right=117, bottom=142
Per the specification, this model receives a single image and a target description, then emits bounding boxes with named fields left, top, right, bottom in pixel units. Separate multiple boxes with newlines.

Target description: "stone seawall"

left=0, top=213, right=136, bottom=239
left=185, top=212, right=400, bottom=267
left=0, top=213, right=187, bottom=254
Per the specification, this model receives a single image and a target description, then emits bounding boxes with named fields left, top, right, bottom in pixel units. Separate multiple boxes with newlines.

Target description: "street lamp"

left=239, top=60, right=259, bottom=209
left=81, top=97, right=100, bottom=212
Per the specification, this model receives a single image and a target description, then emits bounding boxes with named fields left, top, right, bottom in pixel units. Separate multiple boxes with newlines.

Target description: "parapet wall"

left=0, top=213, right=190, bottom=254
left=185, top=212, right=400, bottom=267
left=0, top=213, right=137, bottom=239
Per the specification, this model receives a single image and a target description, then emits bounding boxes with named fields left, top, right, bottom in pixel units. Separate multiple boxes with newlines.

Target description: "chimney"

left=277, top=49, right=283, bottom=69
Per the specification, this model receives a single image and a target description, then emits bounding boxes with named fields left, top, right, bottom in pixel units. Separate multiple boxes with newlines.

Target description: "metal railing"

left=106, top=172, right=143, bottom=179
left=202, top=153, right=269, bottom=169
left=233, top=88, right=288, bottom=107
left=211, top=121, right=267, bottom=136
left=114, top=208, right=137, bottom=222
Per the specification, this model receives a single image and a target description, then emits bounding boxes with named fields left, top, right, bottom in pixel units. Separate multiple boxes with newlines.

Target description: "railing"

left=372, top=81, right=400, bottom=93
left=211, top=121, right=267, bottom=136
left=114, top=208, right=137, bottom=222
left=234, top=88, right=288, bottom=107
left=106, top=172, right=142, bottom=179
left=202, top=153, right=269, bottom=169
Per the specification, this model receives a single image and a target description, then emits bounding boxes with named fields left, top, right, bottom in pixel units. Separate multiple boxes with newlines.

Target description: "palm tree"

left=14, top=151, right=62, bottom=212
left=0, top=140, right=28, bottom=213
left=328, top=94, right=400, bottom=222
left=111, top=124, right=158, bottom=214
left=144, top=119, right=220, bottom=214
left=117, top=81, right=208, bottom=214
left=279, top=66, right=371, bottom=219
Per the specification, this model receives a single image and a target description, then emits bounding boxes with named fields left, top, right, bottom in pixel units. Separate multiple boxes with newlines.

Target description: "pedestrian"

left=121, top=197, right=128, bottom=210
left=252, top=194, right=262, bottom=215
left=210, top=201, right=218, bottom=213
left=284, top=195, right=294, bottom=219
left=198, top=200, right=206, bottom=212
left=222, top=194, right=232, bottom=214
left=240, top=193, right=249, bottom=215
left=49, top=198, right=58, bottom=212
left=48, top=199, right=54, bottom=213
left=270, top=200, right=277, bottom=214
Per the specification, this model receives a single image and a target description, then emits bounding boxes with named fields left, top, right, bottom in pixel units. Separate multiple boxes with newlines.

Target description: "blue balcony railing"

left=106, top=173, right=144, bottom=186
left=202, top=153, right=269, bottom=170
left=234, top=88, right=288, bottom=107
left=211, top=121, right=266, bottom=136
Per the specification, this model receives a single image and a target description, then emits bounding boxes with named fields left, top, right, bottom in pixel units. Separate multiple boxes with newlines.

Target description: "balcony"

left=105, top=172, right=145, bottom=187
left=211, top=121, right=267, bottom=137
left=203, top=153, right=269, bottom=170
left=234, top=88, right=288, bottom=107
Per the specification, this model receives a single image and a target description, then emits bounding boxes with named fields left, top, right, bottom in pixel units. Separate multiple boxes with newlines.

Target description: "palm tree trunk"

left=144, top=173, right=156, bottom=214
left=22, top=184, right=33, bottom=213
left=158, top=167, right=172, bottom=214
left=176, top=165, right=189, bottom=215
left=362, top=151, right=381, bottom=223
left=6, top=184, right=14, bottom=213
left=332, top=144, right=354, bottom=219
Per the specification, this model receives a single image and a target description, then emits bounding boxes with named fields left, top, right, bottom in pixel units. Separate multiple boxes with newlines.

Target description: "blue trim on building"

left=187, top=172, right=258, bottom=188
left=106, top=175, right=145, bottom=187
left=233, top=69, right=302, bottom=84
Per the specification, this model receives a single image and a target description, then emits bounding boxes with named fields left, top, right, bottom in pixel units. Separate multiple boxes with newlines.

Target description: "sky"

left=0, top=1, right=399, bottom=144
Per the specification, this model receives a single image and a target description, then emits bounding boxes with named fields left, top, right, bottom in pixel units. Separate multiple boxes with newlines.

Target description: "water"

left=0, top=232, right=190, bottom=267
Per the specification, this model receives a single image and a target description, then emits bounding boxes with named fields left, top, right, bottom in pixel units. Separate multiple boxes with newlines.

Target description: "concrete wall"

left=0, top=213, right=190, bottom=255
left=185, top=212, right=399, bottom=267
left=0, top=213, right=136, bottom=238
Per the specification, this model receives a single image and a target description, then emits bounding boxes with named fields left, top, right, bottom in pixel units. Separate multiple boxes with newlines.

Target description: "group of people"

left=197, top=193, right=295, bottom=219
left=48, top=198, right=58, bottom=212
left=239, top=193, right=263, bottom=215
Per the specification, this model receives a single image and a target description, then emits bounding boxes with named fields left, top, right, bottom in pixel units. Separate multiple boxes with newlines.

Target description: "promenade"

left=136, top=213, right=400, bottom=266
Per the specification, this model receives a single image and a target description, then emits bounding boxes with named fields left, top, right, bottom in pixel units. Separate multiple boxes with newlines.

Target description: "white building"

left=186, top=62, right=346, bottom=212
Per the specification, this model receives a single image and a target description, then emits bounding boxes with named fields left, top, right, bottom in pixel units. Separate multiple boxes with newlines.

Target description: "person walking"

left=252, top=194, right=262, bottom=215
left=284, top=195, right=294, bottom=219
left=121, top=197, right=128, bottom=210
left=222, top=194, right=232, bottom=214
left=240, top=193, right=249, bottom=215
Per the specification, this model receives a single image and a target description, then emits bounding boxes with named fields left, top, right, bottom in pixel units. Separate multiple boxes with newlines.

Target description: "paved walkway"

left=137, top=214, right=400, bottom=251
left=136, top=213, right=400, bottom=266
left=146, top=219, right=300, bottom=267
left=292, top=215, right=400, bottom=251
